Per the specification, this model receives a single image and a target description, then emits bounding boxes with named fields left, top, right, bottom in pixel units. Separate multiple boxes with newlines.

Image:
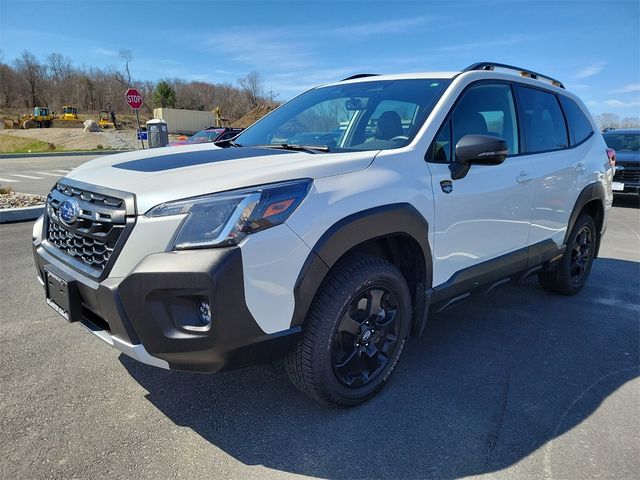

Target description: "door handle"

left=516, top=171, right=533, bottom=184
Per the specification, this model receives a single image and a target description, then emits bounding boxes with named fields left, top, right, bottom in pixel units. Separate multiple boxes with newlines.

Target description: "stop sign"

left=125, top=88, right=143, bottom=109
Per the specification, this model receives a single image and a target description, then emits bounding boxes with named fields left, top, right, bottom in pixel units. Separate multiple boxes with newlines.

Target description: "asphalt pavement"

left=0, top=154, right=101, bottom=195
left=0, top=199, right=638, bottom=480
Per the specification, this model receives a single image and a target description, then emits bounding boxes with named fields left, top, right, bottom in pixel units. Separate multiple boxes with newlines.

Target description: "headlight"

left=146, top=179, right=312, bottom=249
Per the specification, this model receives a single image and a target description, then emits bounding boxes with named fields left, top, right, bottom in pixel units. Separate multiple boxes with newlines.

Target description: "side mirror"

left=450, top=134, right=509, bottom=180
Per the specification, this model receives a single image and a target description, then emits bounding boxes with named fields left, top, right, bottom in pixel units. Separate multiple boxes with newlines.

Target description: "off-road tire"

left=285, top=254, right=411, bottom=407
left=539, top=213, right=597, bottom=295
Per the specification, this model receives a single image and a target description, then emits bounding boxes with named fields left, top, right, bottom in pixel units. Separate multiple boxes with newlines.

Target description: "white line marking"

left=54, top=169, right=71, bottom=173
left=0, top=177, right=21, bottom=183
left=12, top=174, right=44, bottom=180
left=35, top=172, right=63, bottom=177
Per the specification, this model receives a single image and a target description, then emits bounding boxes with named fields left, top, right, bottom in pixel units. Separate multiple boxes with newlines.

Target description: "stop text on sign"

left=125, top=88, right=143, bottom=109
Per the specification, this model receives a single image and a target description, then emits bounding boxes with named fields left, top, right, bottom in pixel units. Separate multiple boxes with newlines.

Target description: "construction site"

left=0, top=104, right=275, bottom=153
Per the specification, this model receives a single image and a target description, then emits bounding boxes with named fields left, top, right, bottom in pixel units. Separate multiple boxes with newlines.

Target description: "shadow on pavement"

left=121, top=257, right=639, bottom=479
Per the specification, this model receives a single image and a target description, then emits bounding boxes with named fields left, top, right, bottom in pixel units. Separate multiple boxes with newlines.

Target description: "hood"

left=67, top=143, right=376, bottom=213
left=615, top=151, right=640, bottom=164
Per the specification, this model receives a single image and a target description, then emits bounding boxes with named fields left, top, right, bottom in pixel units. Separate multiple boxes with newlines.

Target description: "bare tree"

left=116, top=48, right=133, bottom=86
left=620, top=116, right=640, bottom=128
left=46, top=53, right=71, bottom=79
left=594, top=113, right=621, bottom=130
left=238, top=71, right=265, bottom=109
left=0, top=62, right=19, bottom=108
left=1, top=50, right=279, bottom=122
left=14, top=51, right=46, bottom=107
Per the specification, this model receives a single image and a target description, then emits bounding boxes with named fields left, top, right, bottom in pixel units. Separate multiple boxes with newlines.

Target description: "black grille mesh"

left=46, top=183, right=128, bottom=273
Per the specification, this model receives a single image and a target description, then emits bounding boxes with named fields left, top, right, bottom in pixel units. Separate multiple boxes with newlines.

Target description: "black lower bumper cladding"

left=34, top=243, right=301, bottom=373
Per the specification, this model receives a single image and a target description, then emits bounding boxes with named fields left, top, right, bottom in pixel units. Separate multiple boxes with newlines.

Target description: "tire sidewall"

left=316, top=263, right=411, bottom=404
left=562, top=214, right=597, bottom=293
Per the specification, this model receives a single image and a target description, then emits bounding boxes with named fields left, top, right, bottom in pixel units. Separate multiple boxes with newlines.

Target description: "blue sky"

left=1, top=0, right=638, bottom=117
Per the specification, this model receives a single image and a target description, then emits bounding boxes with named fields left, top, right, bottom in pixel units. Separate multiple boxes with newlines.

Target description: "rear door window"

left=518, top=87, right=569, bottom=153
left=558, top=96, right=594, bottom=145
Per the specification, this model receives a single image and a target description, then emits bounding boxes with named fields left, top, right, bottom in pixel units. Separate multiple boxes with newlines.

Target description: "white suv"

left=33, top=62, right=614, bottom=406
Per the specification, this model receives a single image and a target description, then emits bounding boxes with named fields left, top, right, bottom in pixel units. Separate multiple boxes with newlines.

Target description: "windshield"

left=190, top=129, right=224, bottom=142
left=603, top=133, right=640, bottom=152
left=235, top=79, right=451, bottom=152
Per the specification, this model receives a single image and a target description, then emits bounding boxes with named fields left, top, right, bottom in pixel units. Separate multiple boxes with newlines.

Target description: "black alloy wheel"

left=285, top=253, right=411, bottom=407
left=539, top=213, right=597, bottom=295
left=332, top=286, right=400, bottom=388
left=569, top=225, right=593, bottom=287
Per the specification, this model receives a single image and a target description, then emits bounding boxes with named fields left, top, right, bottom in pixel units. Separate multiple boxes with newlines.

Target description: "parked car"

left=33, top=62, right=613, bottom=407
left=167, top=127, right=243, bottom=146
left=603, top=128, right=640, bottom=195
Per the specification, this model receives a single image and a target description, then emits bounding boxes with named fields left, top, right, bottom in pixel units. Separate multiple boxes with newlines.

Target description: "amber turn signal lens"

left=263, top=199, right=295, bottom=218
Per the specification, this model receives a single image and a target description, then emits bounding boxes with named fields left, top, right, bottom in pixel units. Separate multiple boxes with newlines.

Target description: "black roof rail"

left=463, top=62, right=565, bottom=89
left=341, top=73, right=380, bottom=81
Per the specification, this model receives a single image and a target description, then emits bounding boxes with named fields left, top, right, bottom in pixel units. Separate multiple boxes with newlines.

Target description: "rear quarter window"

left=559, top=96, right=593, bottom=145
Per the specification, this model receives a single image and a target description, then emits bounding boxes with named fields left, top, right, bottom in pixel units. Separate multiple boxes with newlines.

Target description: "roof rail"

left=341, top=73, right=380, bottom=81
left=463, top=62, right=565, bottom=89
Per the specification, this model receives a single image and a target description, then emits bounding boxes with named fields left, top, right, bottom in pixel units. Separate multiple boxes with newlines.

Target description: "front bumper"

left=613, top=167, right=640, bottom=195
left=33, top=242, right=301, bottom=373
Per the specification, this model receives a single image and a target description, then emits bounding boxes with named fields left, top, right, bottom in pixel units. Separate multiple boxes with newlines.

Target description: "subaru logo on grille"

left=59, top=198, right=80, bottom=225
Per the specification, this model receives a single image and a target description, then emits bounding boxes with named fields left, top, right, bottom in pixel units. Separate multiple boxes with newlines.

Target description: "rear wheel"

left=285, top=254, right=411, bottom=407
left=539, top=213, right=596, bottom=295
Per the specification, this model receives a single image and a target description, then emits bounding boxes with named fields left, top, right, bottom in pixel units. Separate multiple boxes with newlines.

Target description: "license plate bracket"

left=44, top=265, right=81, bottom=322
left=612, top=181, right=624, bottom=192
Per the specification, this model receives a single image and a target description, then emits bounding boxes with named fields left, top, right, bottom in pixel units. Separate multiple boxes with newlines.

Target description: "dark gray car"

left=604, top=128, right=640, bottom=195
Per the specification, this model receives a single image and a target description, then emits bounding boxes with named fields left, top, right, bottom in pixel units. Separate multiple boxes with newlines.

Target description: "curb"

left=0, top=205, right=44, bottom=224
left=0, top=150, right=131, bottom=159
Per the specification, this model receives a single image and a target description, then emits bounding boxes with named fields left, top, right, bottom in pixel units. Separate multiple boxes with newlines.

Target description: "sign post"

left=125, top=88, right=145, bottom=149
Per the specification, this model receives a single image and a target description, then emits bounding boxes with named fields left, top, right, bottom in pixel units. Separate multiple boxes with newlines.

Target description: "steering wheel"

left=390, top=136, right=409, bottom=142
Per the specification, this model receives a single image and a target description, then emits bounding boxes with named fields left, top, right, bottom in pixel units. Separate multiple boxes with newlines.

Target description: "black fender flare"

left=290, top=203, right=432, bottom=328
left=564, top=182, right=606, bottom=257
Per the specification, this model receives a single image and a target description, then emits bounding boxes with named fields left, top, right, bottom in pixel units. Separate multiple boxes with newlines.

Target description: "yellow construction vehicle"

left=17, top=107, right=56, bottom=129
left=60, top=105, right=78, bottom=120
left=98, top=110, right=111, bottom=128
left=212, top=107, right=230, bottom=127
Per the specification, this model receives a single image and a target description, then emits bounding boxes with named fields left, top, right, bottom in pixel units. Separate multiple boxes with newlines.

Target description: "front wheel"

left=539, top=213, right=597, bottom=295
left=285, top=254, right=411, bottom=407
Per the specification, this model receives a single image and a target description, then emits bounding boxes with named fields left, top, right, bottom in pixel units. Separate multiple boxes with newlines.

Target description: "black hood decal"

left=113, top=147, right=293, bottom=172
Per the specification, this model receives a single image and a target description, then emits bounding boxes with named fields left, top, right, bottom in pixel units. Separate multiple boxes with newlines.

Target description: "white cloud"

left=201, top=28, right=313, bottom=71
left=605, top=99, right=640, bottom=108
left=612, top=83, right=640, bottom=94
left=93, top=47, right=118, bottom=57
left=330, top=15, right=433, bottom=37
left=574, top=62, right=606, bottom=79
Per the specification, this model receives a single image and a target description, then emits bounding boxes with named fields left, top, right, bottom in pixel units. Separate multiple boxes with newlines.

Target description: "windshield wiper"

left=253, top=143, right=330, bottom=154
left=214, top=139, right=242, bottom=148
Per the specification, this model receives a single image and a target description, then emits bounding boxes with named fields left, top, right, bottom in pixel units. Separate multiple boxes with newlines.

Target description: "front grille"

left=45, top=182, right=131, bottom=274
left=614, top=166, right=640, bottom=184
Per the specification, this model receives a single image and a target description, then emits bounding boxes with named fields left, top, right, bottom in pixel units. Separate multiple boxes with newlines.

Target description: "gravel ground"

left=0, top=192, right=46, bottom=208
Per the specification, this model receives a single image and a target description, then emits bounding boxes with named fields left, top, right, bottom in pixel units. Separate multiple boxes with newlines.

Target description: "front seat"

left=375, top=111, right=403, bottom=140
left=453, top=111, right=488, bottom=143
